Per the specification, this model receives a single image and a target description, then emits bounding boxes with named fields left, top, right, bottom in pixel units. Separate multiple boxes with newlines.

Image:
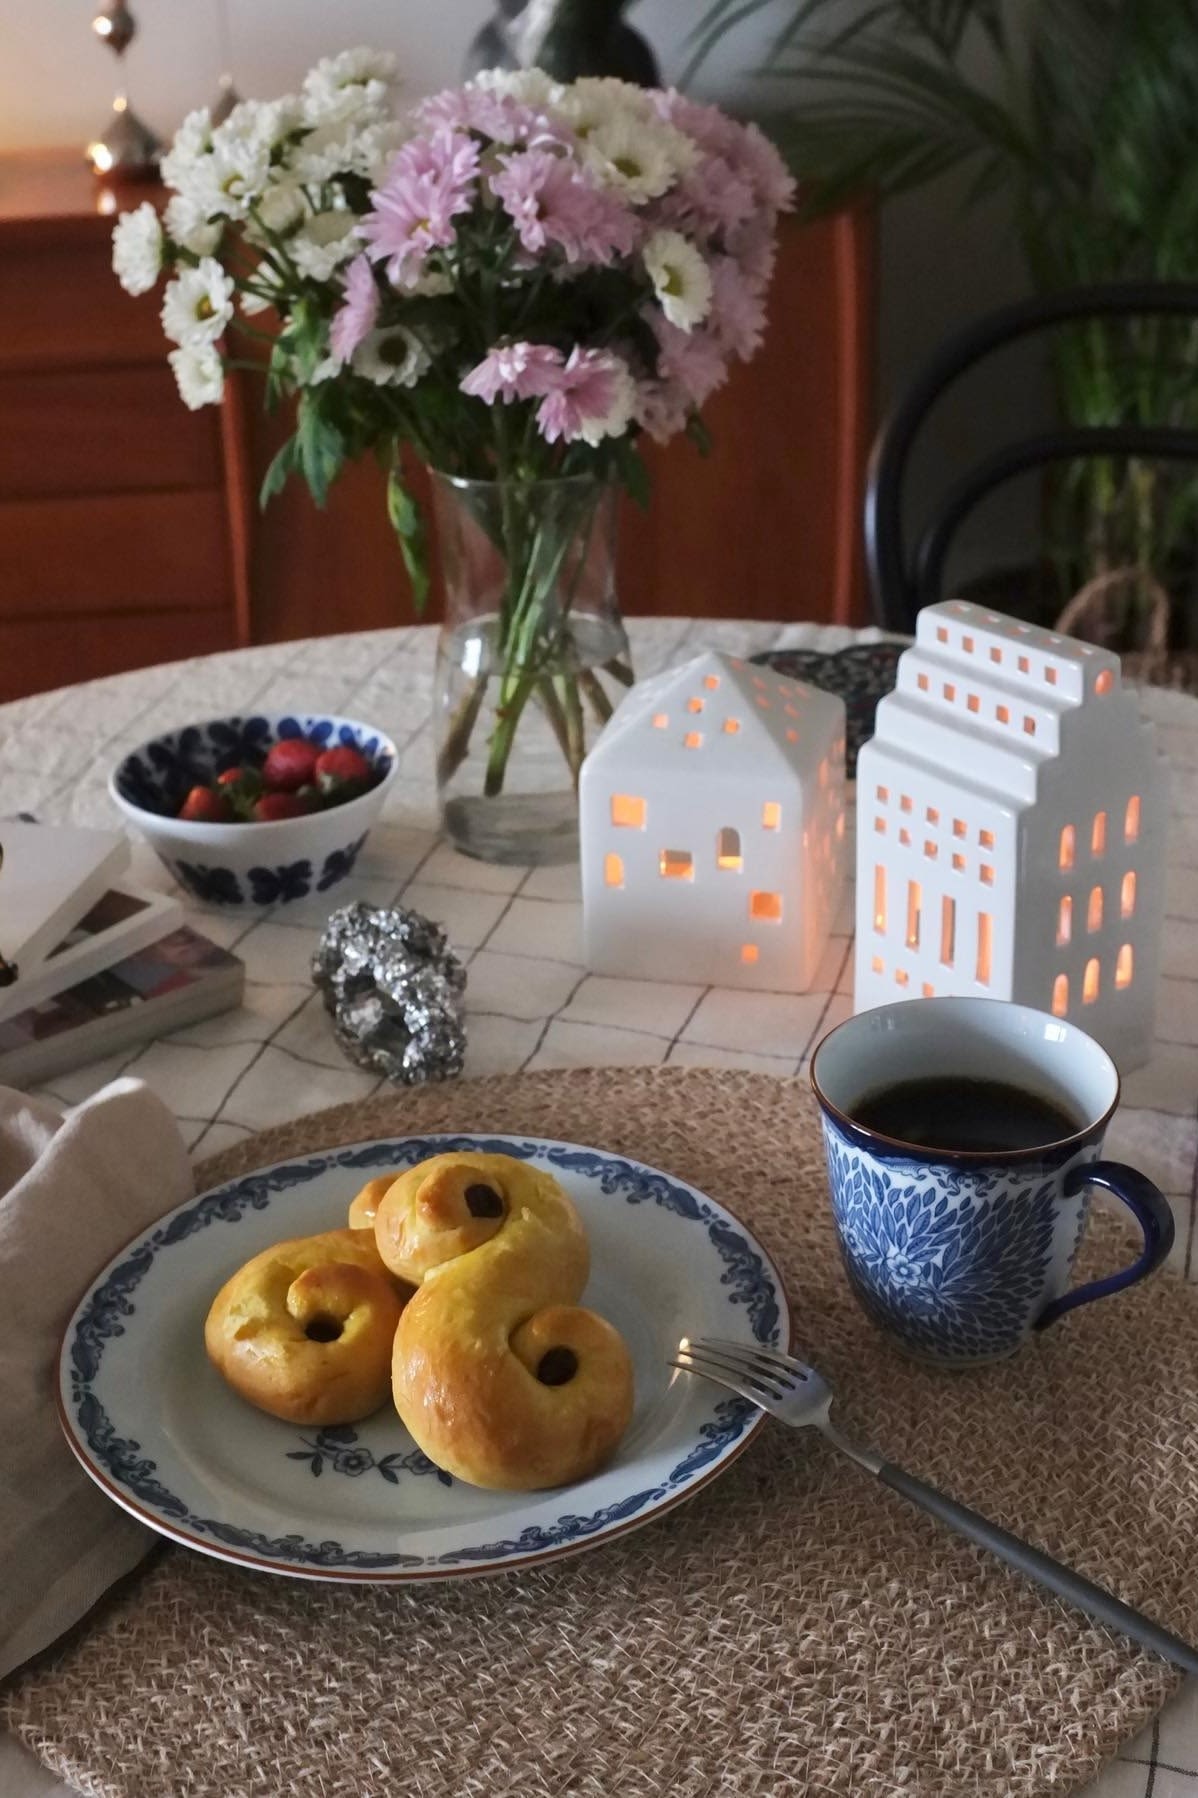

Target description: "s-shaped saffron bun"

left=374, top=1151, right=634, bottom=1491
left=205, top=1227, right=408, bottom=1425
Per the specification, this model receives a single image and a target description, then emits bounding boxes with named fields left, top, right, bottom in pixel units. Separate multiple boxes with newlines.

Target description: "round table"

left=1, top=618, right=1195, bottom=1798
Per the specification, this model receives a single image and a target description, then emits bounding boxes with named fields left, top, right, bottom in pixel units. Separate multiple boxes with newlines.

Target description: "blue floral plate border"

left=57, top=1133, right=790, bottom=1583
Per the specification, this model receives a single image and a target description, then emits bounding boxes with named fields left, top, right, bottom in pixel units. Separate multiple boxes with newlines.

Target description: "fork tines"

left=671, top=1337, right=800, bottom=1404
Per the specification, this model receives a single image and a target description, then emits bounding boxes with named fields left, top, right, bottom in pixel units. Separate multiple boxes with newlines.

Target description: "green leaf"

left=296, top=392, right=345, bottom=510
left=259, top=435, right=297, bottom=510
left=686, top=414, right=714, bottom=457
left=386, top=465, right=431, bottom=613
left=612, top=439, right=652, bottom=509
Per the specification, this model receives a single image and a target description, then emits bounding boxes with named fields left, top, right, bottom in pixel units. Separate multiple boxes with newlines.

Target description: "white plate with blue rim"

left=59, top=1133, right=790, bottom=1582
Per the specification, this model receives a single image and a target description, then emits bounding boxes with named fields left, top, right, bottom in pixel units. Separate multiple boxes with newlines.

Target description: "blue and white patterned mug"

left=810, top=998, right=1174, bottom=1366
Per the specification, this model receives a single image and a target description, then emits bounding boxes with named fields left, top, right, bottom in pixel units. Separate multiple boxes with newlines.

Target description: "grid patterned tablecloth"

left=0, top=617, right=1194, bottom=1798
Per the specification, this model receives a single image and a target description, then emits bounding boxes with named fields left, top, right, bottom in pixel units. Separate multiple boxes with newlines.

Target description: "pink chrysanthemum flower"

left=649, top=311, right=729, bottom=407
left=490, top=149, right=638, bottom=266
left=633, top=377, right=691, bottom=445
left=738, top=120, right=797, bottom=212
left=707, top=256, right=768, bottom=362
left=329, top=254, right=380, bottom=362
left=359, top=128, right=479, bottom=286
left=415, top=85, right=563, bottom=150
left=460, top=341, right=564, bottom=403
left=535, top=345, right=635, bottom=445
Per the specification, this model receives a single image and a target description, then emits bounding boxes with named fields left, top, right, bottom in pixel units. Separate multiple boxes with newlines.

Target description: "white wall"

left=0, top=0, right=1033, bottom=596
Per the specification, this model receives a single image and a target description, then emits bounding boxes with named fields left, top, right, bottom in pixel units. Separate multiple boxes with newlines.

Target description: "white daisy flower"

left=160, top=107, right=214, bottom=192
left=584, top=113, right=683, bottom=203
left=196, top=136, right=273, bottom=218
left=243, top=179, right=305, bottom=242
left=473, top=67, right=561, bottom=109
left=351, top=325, right=430, bottom=387
left=302, top=47, right=399, bottom=127
left=350, top=118, right=411, bottom=184
left=643, top=230, right=713, bottom=331
left=287, top=120, right=366, bottom=184
left=168, top=343, right=224, bottom=409
left=291, top=210, right=358, bottom=280
left=160, top=258, right=234, bottom=347
left=558, top=75, right=649, bottom=139
left=111, top=201, right=163, bottom=296
left=164, top=192, right=222, bottom=257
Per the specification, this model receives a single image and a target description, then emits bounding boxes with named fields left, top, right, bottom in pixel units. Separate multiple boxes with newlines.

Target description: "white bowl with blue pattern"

left=58, top=1131, right=789, bottom=1582
left=109, top=712, right=398, bottom=907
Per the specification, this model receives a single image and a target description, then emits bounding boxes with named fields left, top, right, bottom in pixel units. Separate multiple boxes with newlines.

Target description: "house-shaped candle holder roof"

left=855, top=600, right=1169, bottom=1070
left=581, top=650, right=846, bottom=993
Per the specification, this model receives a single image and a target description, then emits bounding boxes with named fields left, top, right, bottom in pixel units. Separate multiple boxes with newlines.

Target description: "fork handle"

left=878, top=1461, right=1198, bottom=1676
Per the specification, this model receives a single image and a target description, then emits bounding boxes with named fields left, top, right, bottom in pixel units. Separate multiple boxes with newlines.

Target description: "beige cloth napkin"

left=0, top=1078, right=192, bottom=1684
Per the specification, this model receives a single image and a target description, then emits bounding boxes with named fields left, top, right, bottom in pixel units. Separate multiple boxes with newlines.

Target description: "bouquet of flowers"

left=112, top=51, right=792, bottom=842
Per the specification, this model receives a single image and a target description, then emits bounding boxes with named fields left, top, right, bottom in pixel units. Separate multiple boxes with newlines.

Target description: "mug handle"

left=1035, top=1162, right=1175, bottom=1330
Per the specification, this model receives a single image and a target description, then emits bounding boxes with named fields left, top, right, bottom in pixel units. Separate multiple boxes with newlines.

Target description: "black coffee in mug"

left=851, top=1076, right=1082, bottom=1155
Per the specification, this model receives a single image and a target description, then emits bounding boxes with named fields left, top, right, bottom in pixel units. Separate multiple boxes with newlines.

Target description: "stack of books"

left=0, top=819, right=244, bottom=1085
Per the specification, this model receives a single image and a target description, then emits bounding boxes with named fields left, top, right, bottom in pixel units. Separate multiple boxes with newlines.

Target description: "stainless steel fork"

left=671, top=1335, right=1198, bottom=1676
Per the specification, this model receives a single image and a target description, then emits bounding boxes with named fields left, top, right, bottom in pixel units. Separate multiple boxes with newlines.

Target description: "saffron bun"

left=367, top=1151, right=634, bottom=1491
left=204, top=1227, right=407, bottom=1425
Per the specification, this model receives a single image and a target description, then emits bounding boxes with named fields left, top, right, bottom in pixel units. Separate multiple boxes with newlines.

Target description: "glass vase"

left=431, top=471, right=633, bottom=866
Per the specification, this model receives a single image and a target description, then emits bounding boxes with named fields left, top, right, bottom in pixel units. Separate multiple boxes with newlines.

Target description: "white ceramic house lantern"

left=580, top=651, right=846, bottom=992
left=855, top=599, right=1168, bottom=1070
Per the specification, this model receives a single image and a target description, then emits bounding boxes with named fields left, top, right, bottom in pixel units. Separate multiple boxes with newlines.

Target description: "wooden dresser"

left=0, top=149, right=874, bottom=703
left=0, top=152, right=250, bottom=703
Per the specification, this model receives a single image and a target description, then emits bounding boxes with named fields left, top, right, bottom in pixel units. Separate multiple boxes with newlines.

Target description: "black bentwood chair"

left=865, top=282, right=1198, bottom=633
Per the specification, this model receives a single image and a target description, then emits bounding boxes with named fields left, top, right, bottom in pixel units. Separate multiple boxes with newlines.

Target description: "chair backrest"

left=865, top=282, right=1198, bottom=633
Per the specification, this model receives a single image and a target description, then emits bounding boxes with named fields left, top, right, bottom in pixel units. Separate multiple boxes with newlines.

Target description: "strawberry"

left=315, top=745, right=372, bottom=797
left=215, top=766, right=244, bottom=787
left=263, top=737, right=320, bottom=792
left=253, top=791, right=313, bottom=822
left=178, top=785, right=228, bottom=823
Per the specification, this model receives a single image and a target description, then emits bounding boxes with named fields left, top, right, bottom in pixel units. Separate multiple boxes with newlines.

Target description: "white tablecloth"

left=1, top=617, right=1195, bottom=1798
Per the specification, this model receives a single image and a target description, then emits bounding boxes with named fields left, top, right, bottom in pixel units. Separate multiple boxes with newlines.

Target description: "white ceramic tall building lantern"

left=581, top=651, right=846, bottom=992
left=855, top=600, right=1168, bottom=1069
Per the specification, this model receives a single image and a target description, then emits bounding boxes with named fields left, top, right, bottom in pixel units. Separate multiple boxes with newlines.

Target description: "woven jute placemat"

left=6, top=1067, right=1197, bottom=1798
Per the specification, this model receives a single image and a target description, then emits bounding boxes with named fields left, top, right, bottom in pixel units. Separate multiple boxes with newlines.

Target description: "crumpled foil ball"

left=312, top=900, right=467, bottom=1084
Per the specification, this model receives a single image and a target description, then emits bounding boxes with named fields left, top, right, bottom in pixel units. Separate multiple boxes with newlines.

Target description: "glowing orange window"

left=1059, top=825, right=1075, bottom=871
left=940, top=897, right=955, bottom=967
left=995, top=705, right=1010, bottom=724
left=937, top=626, right=948, bottom=643
left=976, top=913, right=993, bottom=986
left=717, top=828, right=742, bottom=871
left=1052, top=973, right=1069, bottom=1018
left=741, top=943, right=758, bottom=965
left=917, top=673, right=929, bottom=692
left=703, top=674, right=720, bottom=690
left=1057, top=895, right=1072, bottom=946
left=990, top=646, right=1003, bottom=664
left=684, top=732, right=702, bottom=749
left=922, top=983, right=935, bottom=998
left=723, top=718, right=741, bottom=734
left=953, top=819, right=966, bottom=839
left=1121, top=871, right=1136, bottom=918
left=906, top=881, right=921, bottom=949
left=871, top=956, right=884, bottom=975
left=659, top=850, right=693, bottom=881
left=873, top=867, right=887, bottom=934
left=611, top=795, right=645, bottom=829
left=687, top=697, right=703, bottom=714
left=1095, top=669, right=1114, bottom=695
left=785, top=728, right=798, bottom=743
left=1087, top=886, right=1103, bottom=933
left=652, top=713, right=668, bottom=730
left=1083, top=957, right=1100, bottom=1004
left=1115, top=944, right=1133, bottom=989
left=750, top=890, right=783, bottom=923
left=979, top=828, right=995, bottom=849
left=1045, top=666, right=1058, bottom=686
left=1125, top=796, right=1141, bottom=842
left=761, top=802, right=781, bottom=830
left=1091, top=810, right=1107, bottom=857
left=967, top=694, right=980, bottom=714
left=603, top=853, right=624, bottom=888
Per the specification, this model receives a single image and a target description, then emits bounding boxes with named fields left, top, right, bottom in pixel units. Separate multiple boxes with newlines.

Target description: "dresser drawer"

left=0, top=606, right=234, bottom=703
left=0, top=490, right=232, bottom=615
left=0, top=239, right=165, bottom=374
left=0, top=366, right=221, bottom=499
